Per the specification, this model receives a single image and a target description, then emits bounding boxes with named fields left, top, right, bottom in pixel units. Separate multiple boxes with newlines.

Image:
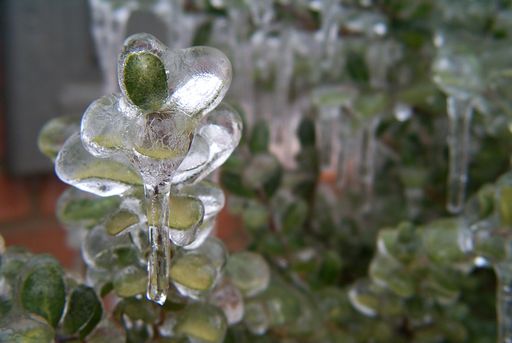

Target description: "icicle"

left=145, top=182, right=171, bottom=305
left=317, top=107, right=340, bottom=172
left=446, top=96, right=474, bottom=214
left=89, top=0, right=131, bottom=93
left=495, top=263, right=512, bottom=343
left=361, top=117, right=380, bottom=212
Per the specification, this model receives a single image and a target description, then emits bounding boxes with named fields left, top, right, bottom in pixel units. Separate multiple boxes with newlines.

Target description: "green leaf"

left=249, top=120, right=270, bottom=153
left=242, top=201, right=269, bottom=231
left=175, top=303, right=227, bottom=343
left=170, top=254, right=216, bottom=292
left=114, top=298, right=159, bottom=323
left=317, top=251, right=343, bottom=285
left=37, top=115, right=80, bottom=161
left=62, top=285, right=102, bottom=339
left=113, top=266, right=148, bottom=298
left=20, top=259, right=66, bottom=328
left=422, top=218, right=466, bottom=265
left=282, top=200, right=308, bottom=233
left=105, top=209, right=140, bottom=236
left=58, top=192, right=121, bottom=228
left=0, top=314, right=55, bottom=343
left=0, top=246, right=31, bottom=282
left=220, top=170, right=254, bottom=197
left=242, top=154, right=282, bottom=197
left=123, top=52, right=168, bottom=111
left=345, top=51, right=369, bottom=83
left=297, top=117, right=316, bottom=147
left=168, top=195, right=204, bottom=230
left=226, top=252, right=270, bottom=297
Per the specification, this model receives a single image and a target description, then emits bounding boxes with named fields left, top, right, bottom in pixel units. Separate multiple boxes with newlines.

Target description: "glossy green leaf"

left=175, top=303, right=227, bottom=343
left=62, top=285, right=102, bottom=339
left=20, top=259, right=66, bottom=328
left=123, top=52, right=168, bottom=111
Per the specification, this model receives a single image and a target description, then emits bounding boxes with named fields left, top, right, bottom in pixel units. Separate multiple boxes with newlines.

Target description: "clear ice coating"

left=54, top=32, right=240, bottom=305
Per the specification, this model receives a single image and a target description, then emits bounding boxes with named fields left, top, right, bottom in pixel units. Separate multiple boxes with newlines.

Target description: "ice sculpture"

left=55, top=33, right=242, bottom=304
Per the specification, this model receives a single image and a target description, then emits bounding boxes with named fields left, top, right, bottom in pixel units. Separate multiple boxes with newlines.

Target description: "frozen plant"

left=55, top=32, right=241, bottom=305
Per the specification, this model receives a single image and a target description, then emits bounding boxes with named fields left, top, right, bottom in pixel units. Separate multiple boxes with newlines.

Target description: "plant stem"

left=145, top=182, right=171, bottom=305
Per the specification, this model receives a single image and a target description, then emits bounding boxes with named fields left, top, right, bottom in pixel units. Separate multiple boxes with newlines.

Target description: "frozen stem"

left=145, top=182, right=171, bottom=305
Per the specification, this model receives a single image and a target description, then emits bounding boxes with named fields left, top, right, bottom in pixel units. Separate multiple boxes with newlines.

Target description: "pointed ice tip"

left=146, top=289, right=167, bottom=306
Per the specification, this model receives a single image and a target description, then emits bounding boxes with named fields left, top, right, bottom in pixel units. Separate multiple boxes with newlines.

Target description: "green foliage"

left=0, top=249, right=105, bottom=342
left=62, top=285, right=102, bottom=339
left=249, top=120, right=270, bottom=154
left=20, top=257, right=66, bottom=328
left=123, top=52, right=168, bottom=111
left=11, top=0, right=512, bottom=341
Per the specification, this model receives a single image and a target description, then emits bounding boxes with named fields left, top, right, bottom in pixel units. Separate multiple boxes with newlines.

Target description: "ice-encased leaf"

left=198, top=237, right=228, bottom=273
left=81, top=94, right=133, bottom=157
left=168, top=199, right=204, bottom=246
left=433, top=50, right=482, bottom=99
left=57, top=188, right=121, bottom=229
left=56, top=133, right=142, bottom=197
left=105, top=196, right=143, bottom=236
left=175, top=303, right=228, bottom=343
left=0, top=313, right=55, bottom=343
left=118, top=33, right=168, bottom=112
left=105, top=209, right=140, bottom=236
left=170, top=253, right=217, bottom=297
left=173, top=104, right=242, bottom=185
left=113, top=297, right=159, bottom=324
left=369, top=253, right=414, bottom=298
left=168, top=195, right=204, bottom=231
left=119, top=33, right=231, bottom=118
left=209, top=279, right=244, bottom=325
left=226, top=252, right=270, bottom=297
left=62, top=285, right=102, bottom=339
left=82, top=225, right=137, bottom=270
left=167, top=46, right=232, bottom=118
left=243, top=301, right=269, bottom=335
left=172, top=134, right=210, bottom=185
left=113, top=266, right=147, bottom=298
left=179, top=181, right=225, bottom=221
left=171, top=237, right=227, bottom=298
left=38, top=115, right=80, bottom=161
left=348, top=280, right=380, bottom=317
left=183, top=218, right=216, bottom=250
left=0, top=247, right=32, bottom=284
